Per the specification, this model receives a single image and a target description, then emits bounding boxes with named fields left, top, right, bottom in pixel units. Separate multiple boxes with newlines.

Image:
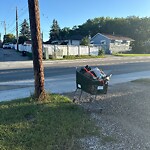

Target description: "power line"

left=7, top=6, right=28, bottom=29
left=0, top=21, right=6, bottom=35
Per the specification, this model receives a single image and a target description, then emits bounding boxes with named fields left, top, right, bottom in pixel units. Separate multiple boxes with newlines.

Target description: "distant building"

left=67, top=35, right=83, bottom=45
left=48, top=35, right=84, bottom=46
left=90, top=33, right=134, bottom=54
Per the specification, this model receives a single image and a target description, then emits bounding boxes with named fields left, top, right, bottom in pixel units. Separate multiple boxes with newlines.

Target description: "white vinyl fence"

left=13, top=44, right=101, bottom=58
left=43, top=44, right=100, bottom=56
left=14, top=44, right=32, bottom=53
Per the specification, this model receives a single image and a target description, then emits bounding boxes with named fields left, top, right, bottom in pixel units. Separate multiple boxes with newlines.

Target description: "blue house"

left=90, top=33, right=134, bottom=53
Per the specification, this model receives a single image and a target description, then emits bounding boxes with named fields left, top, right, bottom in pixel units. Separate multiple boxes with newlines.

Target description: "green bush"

left=98, top=48, right=105, bottom=56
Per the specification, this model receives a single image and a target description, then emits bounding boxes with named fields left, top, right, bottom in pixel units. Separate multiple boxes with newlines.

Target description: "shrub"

left=98, top=48, right=105, bottom=56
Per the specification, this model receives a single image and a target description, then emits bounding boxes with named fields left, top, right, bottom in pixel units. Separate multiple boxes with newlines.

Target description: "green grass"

left=50, top=55, right=105, bottom=60
left=113, top=53, right=150, bottom=57
left=131, top=78, right=150, bottom=84
left=0, top=94, right=100, bottom=150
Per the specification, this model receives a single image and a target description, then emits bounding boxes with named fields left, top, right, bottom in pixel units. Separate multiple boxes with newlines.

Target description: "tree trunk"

left=28, top=0, right=45, bottom=99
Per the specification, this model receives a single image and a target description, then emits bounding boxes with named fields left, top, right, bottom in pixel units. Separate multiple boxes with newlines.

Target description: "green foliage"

left=131, top=78, right=150, bottom=84
left=20, top=19, right=31, bottom=40
left=18, top=35, right=28, bottom=44
left=80, top=36, right=90, bottom=46
left=59, top=27, right=70, bottom=40
left=49, top=19, right=61, bottom=42
left=98, top=48, right=105, bottom=55
left=63, top=55, right=104, bottom=59
left=53, top=16, right=150, bottom=53
left=0, top=95, right=100, bottom=150
left=3, top=34, right=15, bottom=44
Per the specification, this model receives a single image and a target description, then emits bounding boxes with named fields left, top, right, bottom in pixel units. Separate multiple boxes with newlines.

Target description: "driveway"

left=0, top=48, right=30, bottom=62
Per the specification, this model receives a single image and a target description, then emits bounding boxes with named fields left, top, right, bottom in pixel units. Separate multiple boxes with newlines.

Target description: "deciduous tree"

left=3, top=34, right=15, bottom=43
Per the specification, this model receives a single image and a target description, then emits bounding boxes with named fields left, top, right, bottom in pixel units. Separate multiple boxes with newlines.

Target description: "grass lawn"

left=46, top=55, right=105, bottom=60
left=0, top=94, right=100, bottom=150
left=131, top=78, right=150, bottom=84
left=113, top=53, right=150, bottom=57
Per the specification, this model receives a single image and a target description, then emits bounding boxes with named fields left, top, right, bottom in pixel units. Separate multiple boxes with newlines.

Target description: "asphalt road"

left=1, top=48, right=150, bottom=84
left=0, top=59, right=150, bottom=82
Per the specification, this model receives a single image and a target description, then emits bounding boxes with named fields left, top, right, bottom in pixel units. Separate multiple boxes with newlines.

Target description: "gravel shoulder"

left=64, top=81, right=150, bottom=150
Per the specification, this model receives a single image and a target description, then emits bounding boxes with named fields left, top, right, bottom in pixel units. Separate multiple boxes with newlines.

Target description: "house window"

left=114, top=40, right=122, bottom=45
left=111, top=40, right=115, bottom=43
left=122, top=40, right=126, bottom=44
left=122, top=40, right=129, bottom=45
left=101, top=40, right=106, bottom=45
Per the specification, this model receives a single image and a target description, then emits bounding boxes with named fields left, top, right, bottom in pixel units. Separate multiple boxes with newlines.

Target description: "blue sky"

left=0, top=0, right=150, bottom=41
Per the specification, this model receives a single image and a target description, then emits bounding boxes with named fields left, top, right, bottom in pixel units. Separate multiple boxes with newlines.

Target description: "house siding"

left=110, top=43, right=130, bottom=53
left=68, top=40, right=80, bottom=46
left=91, top=33, right=133, bottom=53
left=91, top=33, right=110, bottom=53
left=109, top=40, right=131, bottom=52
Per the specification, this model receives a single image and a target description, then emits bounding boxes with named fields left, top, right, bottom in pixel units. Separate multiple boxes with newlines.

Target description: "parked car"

left=3, top=43, right=11, bottom=49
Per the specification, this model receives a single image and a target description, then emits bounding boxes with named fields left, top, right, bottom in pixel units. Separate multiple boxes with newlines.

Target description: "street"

left=1, top=48, right=150, bottom=83
left=0, top=48, right=150, bottom=100
left=1, top=61, right=150, bottom=82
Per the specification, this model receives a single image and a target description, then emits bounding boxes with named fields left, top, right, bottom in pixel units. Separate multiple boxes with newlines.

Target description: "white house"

left=90, top=33, right=134, bottom=53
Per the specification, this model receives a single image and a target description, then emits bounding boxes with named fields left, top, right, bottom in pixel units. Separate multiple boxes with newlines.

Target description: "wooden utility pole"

left=28, top=0, right=45, bottom=99
left=4, top=21, right=6, bottom=35
left=16, top=7, right=19, bottom=51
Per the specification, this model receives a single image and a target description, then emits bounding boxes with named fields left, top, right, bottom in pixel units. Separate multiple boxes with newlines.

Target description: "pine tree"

left=49, top=19, right=60, bottom=42
left=20, top=19, right=31, bottom=39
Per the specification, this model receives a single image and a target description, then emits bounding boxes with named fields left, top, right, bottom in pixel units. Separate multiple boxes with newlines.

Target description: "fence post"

left=67, top=45, right=69, bottom=56
left=88, top=46, right=90, bottom=55
left=54, top=45, right=56, bottom=58
left=78, top=45, right=80, bottom=56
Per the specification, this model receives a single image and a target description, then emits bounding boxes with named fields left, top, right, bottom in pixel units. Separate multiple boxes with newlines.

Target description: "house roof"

left=69, top=35, right=83, bottom=40
left=92, top=33, right=134, bottom=41
left=103, top=34, right=134, bottom=41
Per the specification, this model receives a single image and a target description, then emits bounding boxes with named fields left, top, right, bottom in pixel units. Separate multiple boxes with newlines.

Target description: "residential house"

left=90, top=33, right=134, bottom=54
left=64, top=35, right=83, bottom=46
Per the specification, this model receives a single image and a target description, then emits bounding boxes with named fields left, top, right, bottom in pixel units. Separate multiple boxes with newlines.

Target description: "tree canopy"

left=50, top=16, right=150, bottom=53
left=49, top=19, right=60, bottom=42
left=20, top=19, right=31, bottom=40
left=3, top=34, right=15, bottom=44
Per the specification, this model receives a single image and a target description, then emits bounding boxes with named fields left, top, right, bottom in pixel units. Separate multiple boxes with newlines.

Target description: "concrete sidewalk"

left=0, top=70, right=150, bottom=102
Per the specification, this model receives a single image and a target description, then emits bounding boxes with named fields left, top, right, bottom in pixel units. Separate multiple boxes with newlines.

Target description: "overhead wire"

left=7, top=3, right=29, bottom=35
left=40, top=12, right=53, bottom=41
left=2, top=0, right=29, bottom=36
left=2, top=1, right=51, bottom=41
